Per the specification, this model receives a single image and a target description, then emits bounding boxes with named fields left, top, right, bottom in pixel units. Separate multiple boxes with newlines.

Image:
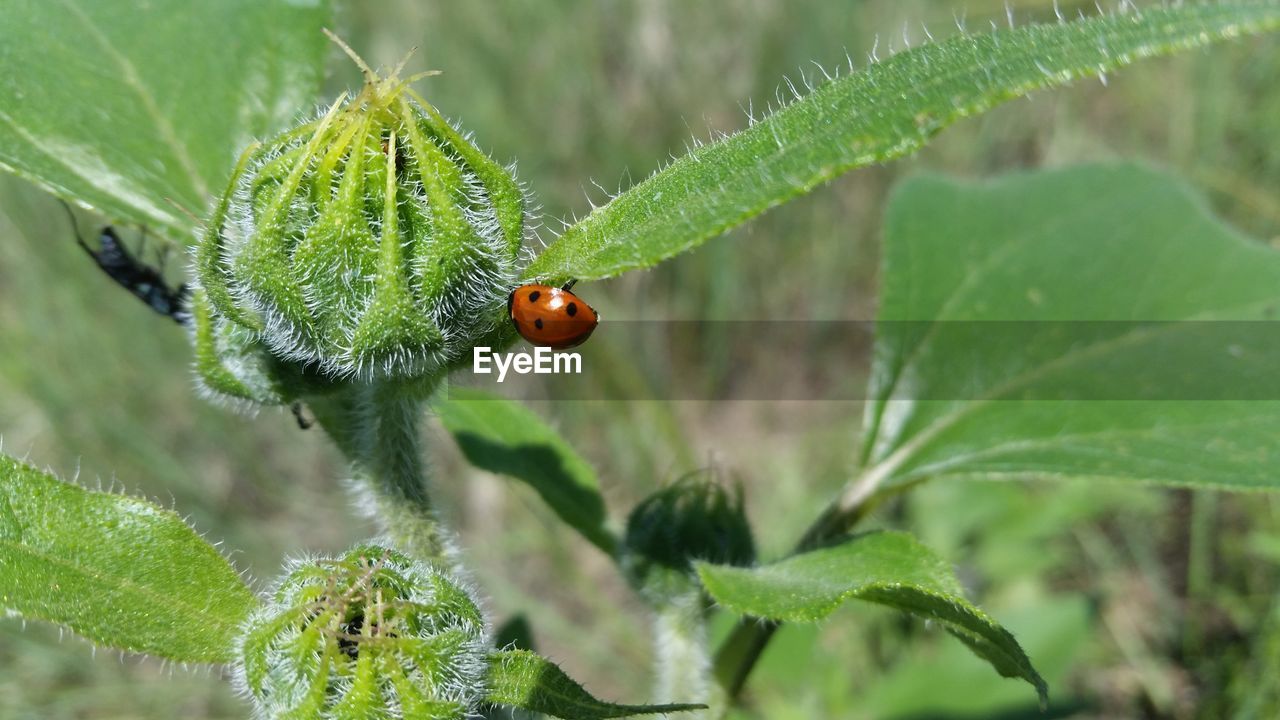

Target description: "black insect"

left=63, top=204, right=317, bottom=432
left=64, top=203, right=191, bottom=326
left=291, top=402, right=314, bottom=431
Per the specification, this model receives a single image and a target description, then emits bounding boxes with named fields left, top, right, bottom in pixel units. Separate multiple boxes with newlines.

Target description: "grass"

left=2, top=0, right=1280, bottom=717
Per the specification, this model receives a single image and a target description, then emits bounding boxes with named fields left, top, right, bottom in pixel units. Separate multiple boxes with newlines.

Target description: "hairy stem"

left=309, top=379, right=450, bottom=564
left=654, top=594, right=724, bottom=719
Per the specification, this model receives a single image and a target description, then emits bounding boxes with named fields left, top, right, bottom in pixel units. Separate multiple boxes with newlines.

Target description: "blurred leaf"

left=523, top=2, right=1280, bottom=283
left=624, top=473, right=756, bottom=602
left=485, top=649, right=705, bottom=719
left=494, top=614, right=536, bottom=652
left=0, top=0, right=331, bottom=239
left=0, top=453, right=259, bottom=663
left=862, top=164, right=1280, bottom=490
left=861, top=596, right=1093, bottom=719
left=436, top=389, right=617, bottom=555
left=697, top=531, right=1047, bottom=704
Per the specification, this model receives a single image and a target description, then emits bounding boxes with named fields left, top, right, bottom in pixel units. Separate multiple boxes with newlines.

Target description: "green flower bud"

left=237, top=544, right=489, bottom=720
left=194, top=48, right=527, bottom=399
left=623, top=472, right=756, bottom=603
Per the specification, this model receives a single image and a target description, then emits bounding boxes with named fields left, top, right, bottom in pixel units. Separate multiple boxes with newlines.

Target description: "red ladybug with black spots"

left=508, top=282, right=599, bottom=349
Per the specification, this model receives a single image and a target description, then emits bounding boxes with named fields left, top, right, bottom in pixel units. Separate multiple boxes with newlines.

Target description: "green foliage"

left=3, top=0, right=1280, bottom=717
left=524, top=1, right=1280, bottom=283
left=196, top=68, right=526, bottom=385
left=862, top=163, right=1280, bottom=491
left=856, top=595, right=1093, bottom=718
left=238, top=544, right=487, bottom=720
left=0, top=453, right=258, bottom=663
left=623, top=473, right=755, bottom=603
left=484, top=649, right=705, bottom=719
left=698, top=531, right=1046, bottom=704
left=436, top=389, right=617, bottom=555
left=0, top=0, right=331, bottom=239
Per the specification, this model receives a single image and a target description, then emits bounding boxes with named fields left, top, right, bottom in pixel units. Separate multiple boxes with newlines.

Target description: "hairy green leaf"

left=697, top=531, right=1046, bottom=703
left=861, top=164, right=1280, bottom=491
left=485, top=649, right=705, bottom=719
left=0, top=0, right=331, bottom=239
left=436, top=389, right=617, bottom=555
left=0, top=453, right=259, bottom=662
left=524, top=2, right=1280, bottom=283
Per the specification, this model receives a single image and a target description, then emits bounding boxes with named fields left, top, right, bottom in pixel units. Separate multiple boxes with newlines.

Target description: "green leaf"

left=0, top=0, right=331, bottom=239
left=485, top=649, right=706, bottom=719
left=696, top=531, right=1046, bottom=704
left=436, top=389, right=617, bottom=555
left=859, top=596, right=1092, bottom=718
left=0, top=453, right=260, bottom=663
left=523, top=2, right=1280, bottom=283
left=862, top=163, right=1280, bottom=491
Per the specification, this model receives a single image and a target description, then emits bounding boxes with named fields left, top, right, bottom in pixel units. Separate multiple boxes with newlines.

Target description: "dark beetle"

left=64, top=204, right=191, bottom=326
left=64, top=203, right=315, bottom=431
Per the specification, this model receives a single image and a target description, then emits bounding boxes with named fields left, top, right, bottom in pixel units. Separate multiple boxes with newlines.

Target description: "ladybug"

left=508, top=282, right=599, bottom=349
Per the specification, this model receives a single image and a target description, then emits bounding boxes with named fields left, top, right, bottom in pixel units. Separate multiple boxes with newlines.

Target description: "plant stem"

left=1183, top=490, right=1218, bottom=661
left=309, top=380, right=450, bottom=564
left=711, top=617, right=778, bottom=702
left=654, top=594, right=724, bottom=719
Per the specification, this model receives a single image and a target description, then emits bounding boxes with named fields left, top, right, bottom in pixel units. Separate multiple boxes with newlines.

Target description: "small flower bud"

left=194, top=53, right=526, bottom=397
left=623, top=472, right=756, bottom=603
left=236, top=545, right=489, bottom=720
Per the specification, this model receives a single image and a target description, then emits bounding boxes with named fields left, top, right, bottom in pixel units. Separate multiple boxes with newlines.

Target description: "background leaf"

left=436, top=389, right=618, bottom=555
left=0, top=0, right=331, bottom=239
left=494, top=614, right=537, bottom=652
left=523, top=1, right=1280, bottom=283
left=861, top=163, right=1280, bottom=491
left=0, top=453, right=260, bottom=663
left=697, top=530, right=1046, bottom=704
left=485, top=649, right=705, bottom=719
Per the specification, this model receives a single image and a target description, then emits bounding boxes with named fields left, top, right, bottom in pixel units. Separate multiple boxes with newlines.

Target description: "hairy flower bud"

left=623, top=472, right=756, bottom=603
left=193, top=53, right=526, bottom=401
left=236, top=545, right=489, bottom=720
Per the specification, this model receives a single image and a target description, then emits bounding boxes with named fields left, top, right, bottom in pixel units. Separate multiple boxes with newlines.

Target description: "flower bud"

left=623, top=472, right=756, bottom=603
left=237, top=544, right=489, bottom=720
left=194, top=58, right=526, bottom=397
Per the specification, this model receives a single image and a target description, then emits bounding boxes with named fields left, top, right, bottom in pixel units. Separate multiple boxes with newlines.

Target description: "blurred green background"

left=2, top=0, right=1280, bottom=717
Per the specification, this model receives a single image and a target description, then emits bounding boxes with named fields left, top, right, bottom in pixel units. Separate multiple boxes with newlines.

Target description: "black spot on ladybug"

left=528, top=290, right=541, bottom=302
left=566, top=302, right=578, bottom=317
left=534, top=318, right=543, bottom=330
